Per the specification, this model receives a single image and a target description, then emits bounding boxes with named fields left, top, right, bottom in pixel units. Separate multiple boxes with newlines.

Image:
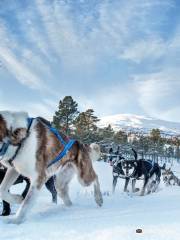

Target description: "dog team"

left=0, top=110, right=175, bottom=224
left=111, top=148, right=179, bottom=194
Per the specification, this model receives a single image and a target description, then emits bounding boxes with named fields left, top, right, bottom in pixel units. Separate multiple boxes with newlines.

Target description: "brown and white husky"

left=0, top=111, right=103, bottom=224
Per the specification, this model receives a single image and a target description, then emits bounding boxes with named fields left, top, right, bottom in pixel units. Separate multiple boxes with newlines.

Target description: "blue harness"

left=0, top=141, right=10, bottom=157
left=0, top=118, right=76, bottom=168
left=28, top=118, right=76, bottom=168
left=47, top=126, right=75, bottom=168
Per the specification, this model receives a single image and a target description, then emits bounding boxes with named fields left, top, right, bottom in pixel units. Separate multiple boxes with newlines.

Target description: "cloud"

left=75, top=82, right=138, bottom=117
left=0, top=0, right=179, bottom=122
left=0, top=90, right=55, bottom=120
left=0, top=47, right=44, bottom=89
left=134, top=68, right=180, bottom=121
left=26, top=101, right=55, bottom=120
left=133, top=19, right=180, bottom=122
left=0, top=90, right=16, bottom=111
left=1, top=0, right=173, bottom=76
left=0, top=20, right=50, bottom=90
left=121, top=37, right=167, bottom=63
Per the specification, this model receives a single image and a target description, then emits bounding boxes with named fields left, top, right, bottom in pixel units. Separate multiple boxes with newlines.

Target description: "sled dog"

left=112, top=149, right=161, bottom=195
left=0, top=111, right=103, bottom=224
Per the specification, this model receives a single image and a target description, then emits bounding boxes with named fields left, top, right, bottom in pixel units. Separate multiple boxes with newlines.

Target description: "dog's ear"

left=161, top=163, right=166, bottom=170
left=134, top=161, right=138, bottom=166
left=10, top=128, right=27, bottom=146
left=0, top=115, right=8, bottom=142
left=89, top=143, right=101, bottom=162
left=119, top=155, right=125, bottom=160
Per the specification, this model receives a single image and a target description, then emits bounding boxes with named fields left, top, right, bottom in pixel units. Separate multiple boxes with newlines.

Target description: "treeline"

left=52, top=96, right=180, bottom=158
left=126, top=129, right=180, bottom=159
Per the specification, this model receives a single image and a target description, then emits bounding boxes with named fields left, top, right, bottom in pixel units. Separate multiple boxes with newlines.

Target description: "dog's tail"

left=132, top=148, right=138, bottom=160
left=76, top=142, right=101, bottom=164
left=89, top=143, right=101, bottom=162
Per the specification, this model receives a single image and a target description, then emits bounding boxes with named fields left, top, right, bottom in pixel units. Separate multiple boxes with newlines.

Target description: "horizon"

left=100, top=113, right=180, bottom=124
left=0, top=0, right=180, bottom=122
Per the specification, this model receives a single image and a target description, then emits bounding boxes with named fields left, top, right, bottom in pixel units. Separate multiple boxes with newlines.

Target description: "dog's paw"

left=135, top=188, right=140, bottom=192
left=140, top=193, right=144, bottom=196
left=64, top=199, right=73, bottom=207
left=140, top=191, right=145, bottom=196
left=95, top=192, right=103, bottom=207
left=14, top=194, right=24, bottom=204
left=3, top=215, right=24, bottom=225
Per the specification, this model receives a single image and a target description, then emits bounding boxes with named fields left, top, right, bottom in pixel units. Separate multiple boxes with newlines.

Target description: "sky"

left=0, top=0, right=180, bottom=122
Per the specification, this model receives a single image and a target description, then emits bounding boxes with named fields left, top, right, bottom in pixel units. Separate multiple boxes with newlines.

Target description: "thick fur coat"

left=0, top=111, right=103, bottom=224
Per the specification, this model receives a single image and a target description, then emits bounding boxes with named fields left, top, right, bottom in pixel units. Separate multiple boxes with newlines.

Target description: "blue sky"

left=0, top=0, right=180, bottom=121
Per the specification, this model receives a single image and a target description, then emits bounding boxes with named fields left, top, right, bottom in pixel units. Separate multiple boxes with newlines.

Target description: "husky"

left=0, top=167, right=57, bottom=216
left=162, top=167, right=180, bottom=186
left=0, top=164, right=57, bottom=216
left=112, top=155, right=140, bottom=194
left=112, top=149, right=161, bottom=195
left=112, top=155, right=126, bottom=193
left=0, top=111, right=103, bottom=224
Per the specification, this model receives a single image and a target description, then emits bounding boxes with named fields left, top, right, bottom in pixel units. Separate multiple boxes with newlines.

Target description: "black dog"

left=112, top=149, right=161, bottom=195
left=112, top=156, right=126, bottom=193
left=0, top=166, right=57, bottom=216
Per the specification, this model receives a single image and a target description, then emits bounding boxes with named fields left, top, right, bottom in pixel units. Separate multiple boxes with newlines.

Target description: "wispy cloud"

left=75, top=82, right=139, bottom=117
left=0, top=0, right=174, bottom=79
left=0, top=21, right=45, bottom=89
left=121, top=37, right=167, bottom=63
left=134, top=68, right=180, bottom=121
left=0, top=0, right=179, bottom=121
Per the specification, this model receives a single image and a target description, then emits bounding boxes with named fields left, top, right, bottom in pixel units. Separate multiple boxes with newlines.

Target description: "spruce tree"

left=52, top=96, right=78, bottom=135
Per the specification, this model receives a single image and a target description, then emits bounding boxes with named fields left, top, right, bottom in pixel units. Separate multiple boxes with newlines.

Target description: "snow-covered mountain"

left=99, top=114, right=180, bottom=136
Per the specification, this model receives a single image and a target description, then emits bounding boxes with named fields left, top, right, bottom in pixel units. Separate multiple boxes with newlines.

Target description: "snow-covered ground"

left=0, top=161, right=180, bottom=240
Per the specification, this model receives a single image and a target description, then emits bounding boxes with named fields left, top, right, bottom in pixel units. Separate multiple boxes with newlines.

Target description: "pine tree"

left=113, top=130, right=127, bottom=145
left=172, top=136, right=180, bottom=158
left=74, top=109, right=99, bottom=143
left=101, top=124, right=114, bottom=142
left=52, top=96, right=78, bottom=135
left=149, top=128, right=165, bottom=155
left=150, top=129, right=161, bottom=143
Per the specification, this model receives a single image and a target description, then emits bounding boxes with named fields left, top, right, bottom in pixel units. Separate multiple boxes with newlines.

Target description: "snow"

left=99, top=113, right=180, bottom=135
left=1, top=161, right=180, bottom=240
